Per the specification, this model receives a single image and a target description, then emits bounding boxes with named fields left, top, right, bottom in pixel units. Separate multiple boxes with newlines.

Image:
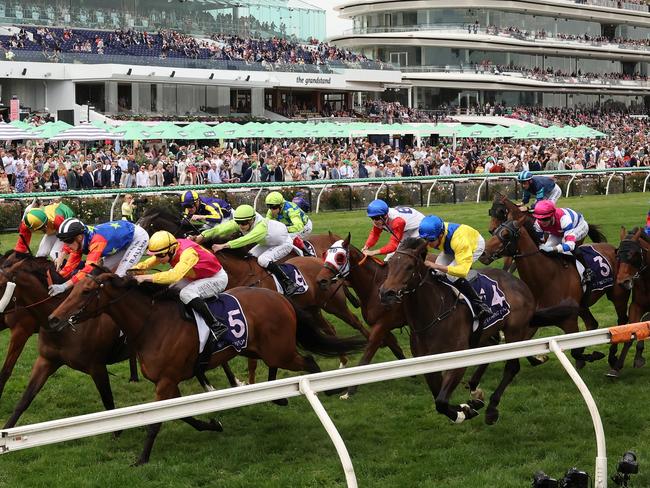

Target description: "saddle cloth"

left=270, top=263, right=309, bottom=295
left=192, top=293, right=249, bottom=354
left=577, top=245, right=614, bottom=292
left=439, top=273, right=510, bottom=332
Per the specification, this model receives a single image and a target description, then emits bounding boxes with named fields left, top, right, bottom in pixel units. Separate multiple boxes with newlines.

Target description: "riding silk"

left=193, top=293, right=249, bottom=354
left=270, top=263, right=309, bottom=295
left=521, top=175, right=558, bottom=205
left=364, top=206, right=425, bottom=255
left=577, top=245, right=615, bottom=291
left=534, top=207, right=587, bottom=252
left=183, top=196, right=232, bottom=225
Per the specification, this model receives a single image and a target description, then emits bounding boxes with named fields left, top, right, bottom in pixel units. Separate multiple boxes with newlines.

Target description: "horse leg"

left=572, top=311, right=604, bottom=368
left=434, top=368, right=478, bottom=423
left=4, top=356, right=61, bottom=429
left=0, top=325, right=34, bottom=400
left=221, top=362, right=244, bottom=388
left=608, top=303, right=646, bottom=377
left=247, top=359, right=257, bottom=385
left=466, top=364, right=488, bottom=409
left=128, top=353, right=139, bottom=383
left=485, top=359, right=521, bottom=425
left=341, top=324, right=387, bottom=399
left=268, top=367, right=288, bottom=406
left=89, top=365, right=122, bottom=438
left=632, top=306, right=647, bottom=369
left=634, top=341, right=646, bottom=369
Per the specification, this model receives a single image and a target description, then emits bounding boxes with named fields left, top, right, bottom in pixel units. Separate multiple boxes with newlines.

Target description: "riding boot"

left=453, top=278, right=492, bottom=321
left=573, top=247, right=593, bottom=285
left=188, top=297, right=228, bottom=341
left=266, top=261, right=298, bottom=296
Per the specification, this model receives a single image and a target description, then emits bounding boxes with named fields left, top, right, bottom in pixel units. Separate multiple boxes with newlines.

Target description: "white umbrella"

left=50, top=123, right=122, bottom=141
left=0, top=122, right=39, bottom=140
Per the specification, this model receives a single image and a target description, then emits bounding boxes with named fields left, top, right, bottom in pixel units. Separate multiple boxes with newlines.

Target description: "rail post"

left=315, top=184, right=330, bottom=214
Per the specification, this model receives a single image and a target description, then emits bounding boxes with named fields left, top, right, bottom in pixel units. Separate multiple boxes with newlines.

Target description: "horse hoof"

left=325, top=387, right=346, bottom=396
left=209, top=419, right=224, bottom=432
left=339, top=392, right=350, bottom=400
left=338, top=362, right=347, bottom=369
left=532, top=354, right=549, bottom=366
left=606, top=369, right=620, bottom=379
left=112, top=430, right=123, bottom=439
left=131, top=458, right=148, bottom=467
left=634, top=358, right=646, bottom=369
left=470, top=388, right=485, bottom=402
left=467, top=399, right=485, bottom=411
left=459, top=404, right=479, bottom=422
left=485, top=409, right=499, bottom=425
left=235, top=379, right=247, bottom=387
left=129, top=377, right=139, bottom=383
left=575, top=359, right=586, bottom=370
left=591, top=351, right=606, bottom=362
left=272, top=398, right=289, bottom=407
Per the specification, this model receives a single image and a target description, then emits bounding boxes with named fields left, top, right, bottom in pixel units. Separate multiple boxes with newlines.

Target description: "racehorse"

left=214, top=247, right=374, bottom=382
left=480, top=200, right=630, bottom=368
left=608, top=227, right=650, bottom=377
left=378, top=238, right=578, bottom=424
left=48, top=269, right=365, bottom=465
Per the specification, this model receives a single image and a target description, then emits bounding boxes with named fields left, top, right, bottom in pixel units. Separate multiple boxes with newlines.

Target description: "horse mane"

left=399, top=237, right=426, bottom=250
left=89, top=265, right=183, bottom=303
left=626, top=226, right=650, bottom=243
left=140, top=204, right=179, bottom=222
left=12, top=256, right=66, bottom=285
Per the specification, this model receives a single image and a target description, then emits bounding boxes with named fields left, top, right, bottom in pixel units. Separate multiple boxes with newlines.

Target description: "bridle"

left=488, top=221, right=541, bottom=261
left=387, top=248, right=430, bottom=301
left=617, top=238, right=648, bottom=285
left=0, top=264, right=58, bottom=314
left=67, top=275, right=130, bottom=326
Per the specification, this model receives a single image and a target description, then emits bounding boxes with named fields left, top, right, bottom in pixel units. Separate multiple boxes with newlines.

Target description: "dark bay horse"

left=215, top=248, right=370, bottom=379
left=0, top=256, right=134, bottom=427
left=609, top=227, right=650, bottom=377
left=378, top=238, right=578, bottom=424
left=48, top=270, right=365, bottom=465
left=481, top=208, right=630, bottom=368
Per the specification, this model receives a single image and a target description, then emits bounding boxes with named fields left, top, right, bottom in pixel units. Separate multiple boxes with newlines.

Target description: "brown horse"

left=378, top=238, right=578, bottom=424
left=48, top=269, right=365, bottom=465
left=480, top=205, right=630, bottom=368
left=214, top=247, right=371, bottom=382
left=609, top=227, right=650, bottom=377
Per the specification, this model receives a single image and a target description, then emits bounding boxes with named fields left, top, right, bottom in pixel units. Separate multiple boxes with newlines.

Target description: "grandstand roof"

left=170, top=0, right=323, bottom=11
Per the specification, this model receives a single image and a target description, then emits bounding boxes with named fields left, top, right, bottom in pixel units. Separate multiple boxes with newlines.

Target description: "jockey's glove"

left=48, top=283, right=70, bottom=297
left=539, top=243, right=556, bottom=253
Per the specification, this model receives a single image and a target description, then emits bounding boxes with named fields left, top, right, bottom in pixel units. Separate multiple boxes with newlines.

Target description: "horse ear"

left=633, top=227, right=642, bottom=240
left=417, top=239, right=428, bottom=257
left=344, top=233, right=351, bottom=247
left=620, top=226, right=627, bottom=241
left=328, top=230, right=333, bottom=239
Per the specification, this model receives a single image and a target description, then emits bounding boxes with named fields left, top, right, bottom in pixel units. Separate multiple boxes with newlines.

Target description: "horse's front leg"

left=434, top=367, right=479, bottom=423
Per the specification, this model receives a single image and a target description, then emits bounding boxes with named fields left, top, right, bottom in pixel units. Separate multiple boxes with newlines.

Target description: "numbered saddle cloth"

left=470, top=274, right=511, bottom=330
left=578, top=245, right=614, bottom=292
left=193, top=293, right=249, bottom=354
left=271, top=263, right=309, bottom=295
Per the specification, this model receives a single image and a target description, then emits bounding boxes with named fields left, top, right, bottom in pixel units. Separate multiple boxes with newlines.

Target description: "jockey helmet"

left=419, top=215, right=445, bottom=241
left=147, top=231, right=178, bottom=256
left=23, top=208, right=48, bottom=231
left=234, top=204, right=256, bottom=223
left=532, top=200, right=557, bottom=220
left=265, top=191, right=284, bottom=206
left=181, top=190, right=199, bottom=208
left=367, top=199, right=389, bottom=218
left=517, top=170, right=533, bottom=182
left=57, top=218, right=86, bottom=241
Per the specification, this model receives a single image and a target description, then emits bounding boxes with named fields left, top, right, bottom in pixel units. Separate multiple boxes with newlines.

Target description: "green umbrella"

left=543, top=126, right=569, bottom=139
left=111, top=125, right=157, bottom=141
left=486, top=125, right=513, bottom=138
left=10, top=120, right=30, bottom=129
left=570, top=125, right=607, bottom=138
left=30, top=122, right=70, bottom=139
left=187, top=126, right=221, bottom=139
left=156, top=125, right=193, bottom=140
left=510, top=125, right=549, bottom=139
left=456, top=124, right=492, bottom=138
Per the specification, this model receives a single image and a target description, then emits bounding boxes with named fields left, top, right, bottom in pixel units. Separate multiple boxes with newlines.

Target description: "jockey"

left=265, top=191, right=313, bottom=255
left=15, top=202, right=75, bottom=261
left=419, top=215, right=491, bottom=320
left=645, top=209, right=650, bottom=237
left=532, top=200, right=592, bottom=280
left=208, top=205, right=298, bottom=296
left=47, top=218, right=149, bottom=296
left=292, top=191, right=311, bottom=213
left=131, top=230, right=229, bottom=340
left=362, top=199, right=425, bottom=260
left=517, top=171, right=562, bottom=210
left=181, top=190, right=232, bottom=228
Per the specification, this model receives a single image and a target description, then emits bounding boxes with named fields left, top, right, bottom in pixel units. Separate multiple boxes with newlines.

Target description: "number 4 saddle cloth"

left=469, top=273, right=511, bottom=330
left=191, top=293, right=249, bottom=355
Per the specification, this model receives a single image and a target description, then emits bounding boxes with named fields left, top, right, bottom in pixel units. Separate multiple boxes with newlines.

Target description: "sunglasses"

left=267, top=205, right=281, bottom=210
left=154, top=252, right=169, bottom=259
left=370, top=216, right=384, bottom=221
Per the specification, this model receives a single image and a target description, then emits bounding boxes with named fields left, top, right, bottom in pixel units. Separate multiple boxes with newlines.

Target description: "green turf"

left=0, top=193, right=648, bottom=488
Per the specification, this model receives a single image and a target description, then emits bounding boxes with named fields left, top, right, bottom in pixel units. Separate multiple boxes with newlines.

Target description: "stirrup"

left=282, top=281, right=299, bottom=296
left=210, top=321, right=228, bottom=341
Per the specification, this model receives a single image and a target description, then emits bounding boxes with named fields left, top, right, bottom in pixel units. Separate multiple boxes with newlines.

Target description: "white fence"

left=1, top=323, right=648, bottom=487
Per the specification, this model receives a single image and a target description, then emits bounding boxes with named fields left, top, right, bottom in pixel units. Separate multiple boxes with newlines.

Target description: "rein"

left=618, top=238, right=648, bottom=284
left=68, top=276, right=132, bottom=325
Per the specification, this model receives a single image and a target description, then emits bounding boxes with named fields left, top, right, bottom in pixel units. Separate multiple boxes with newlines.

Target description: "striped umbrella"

left=50, top=123, right=121, bottom=141
left=0, top=122, right=38, bottom=140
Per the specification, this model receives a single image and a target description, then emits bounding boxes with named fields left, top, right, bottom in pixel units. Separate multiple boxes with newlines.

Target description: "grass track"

left=0, top=193, right=647, bottom=487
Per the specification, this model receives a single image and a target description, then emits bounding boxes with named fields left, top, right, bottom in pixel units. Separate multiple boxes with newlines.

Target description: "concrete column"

left=155, top=83, right=163, bottom=113
left=216, top=86, right=230, bottom=116
left=407, top=87, right=413, bottom=108
left=251, top=87, right=264, bottom=117
left=131, top=82, right=139, bottom=114
left=105, top=81, right=118, bottom=114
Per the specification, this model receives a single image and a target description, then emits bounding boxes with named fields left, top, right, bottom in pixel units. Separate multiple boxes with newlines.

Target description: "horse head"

left=317, top=232, right=352, bottom=290
left=47, top=265, right=117, bottom=331
left=379, top=237, right=428, bottom=305
left=480, top=218, right=524, bottom=265
left=616, top=226, right=649, bottom=291
left=488, top=195, right=509, bottom=234
left=0, top=256, right=61, bottom=315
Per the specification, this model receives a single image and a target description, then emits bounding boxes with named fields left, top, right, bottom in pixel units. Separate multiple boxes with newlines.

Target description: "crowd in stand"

left=0, top=108, right=648, bottom=193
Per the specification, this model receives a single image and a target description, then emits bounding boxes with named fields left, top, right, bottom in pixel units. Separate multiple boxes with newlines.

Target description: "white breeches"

left=250, top=238, right=294, bottom=268
left=103, top=225, right=149, bottom=277
left=37, top=234, right=65, bottom=260
left=175, top=268, right=229, bottom=304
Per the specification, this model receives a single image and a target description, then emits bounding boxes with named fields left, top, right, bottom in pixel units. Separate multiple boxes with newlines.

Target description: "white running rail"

left=1, top=323, right=649, bottom=487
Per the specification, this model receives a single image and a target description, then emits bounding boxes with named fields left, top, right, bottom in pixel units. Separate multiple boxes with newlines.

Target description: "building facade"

left=332, top=0, right=650, bottom=110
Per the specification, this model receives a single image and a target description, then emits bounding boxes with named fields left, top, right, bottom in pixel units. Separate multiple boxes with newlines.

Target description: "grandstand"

left=0, top=1, right=400, bottom=123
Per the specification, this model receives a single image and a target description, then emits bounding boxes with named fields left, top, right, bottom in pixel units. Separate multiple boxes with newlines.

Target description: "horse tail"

left=294, top=307, right=366, bottom=357
left=343, top=286, right=360, bottom=308
left=587, top=224, right=607, bottom=243
left=529, top=299, right=580, bottom=328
